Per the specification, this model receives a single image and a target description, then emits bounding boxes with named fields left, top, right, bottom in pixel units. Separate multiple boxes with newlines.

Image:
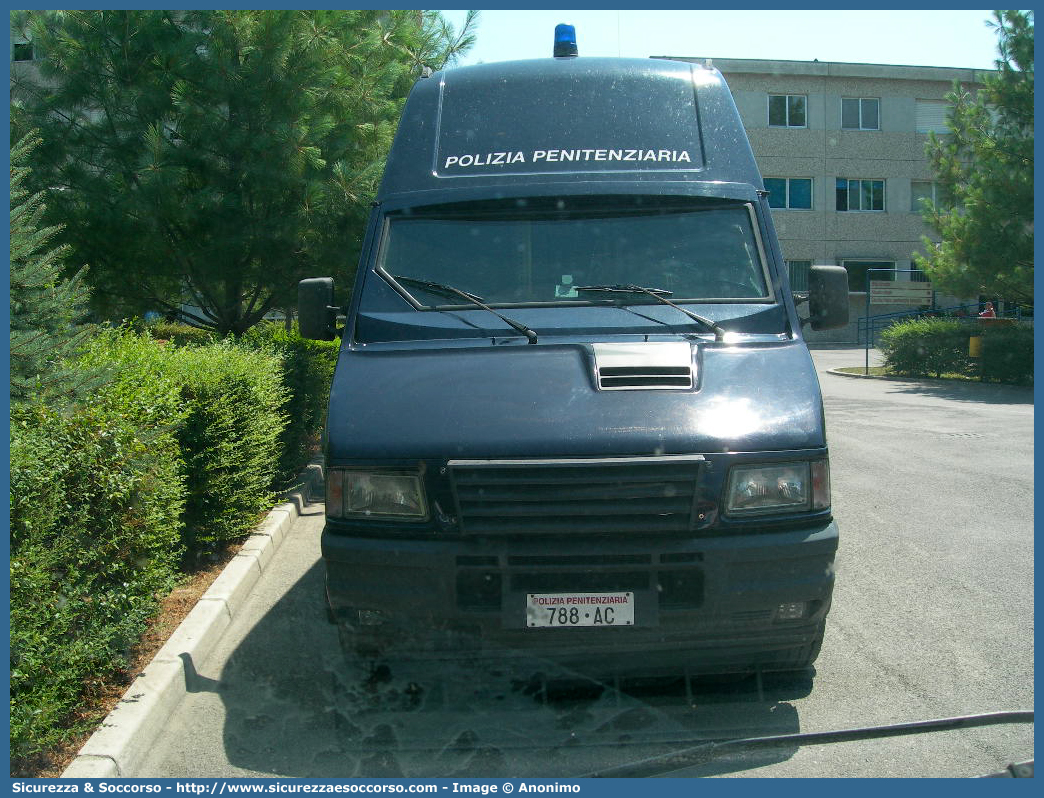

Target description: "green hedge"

left=10, top=362, right=186, bottom=759
left=10, top=329, right=291, bottom=763
left=78, top=329, right=289, bottom=553
left=979, top=324, right=1034, bottom=385
left=146, top=320, right=218, bottom=348
left=238, top=323, right=338, bottom=486
left=880, top=317, right=970, bottom=378
left=142, top=320, right=338, bottom=487
left=880, top=317, right=1034, bottom=384
left=172, top=342, right=288, bottom=551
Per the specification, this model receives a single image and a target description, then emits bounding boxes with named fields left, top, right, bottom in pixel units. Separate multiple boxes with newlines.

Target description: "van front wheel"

left=765, top=623, right=825, bottom=673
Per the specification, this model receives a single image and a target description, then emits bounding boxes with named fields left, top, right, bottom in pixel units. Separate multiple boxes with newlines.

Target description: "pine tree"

left=915, top=10, right=1033, bottom=305
left=9, top=132, right=95, bottom=405
left=12, top=10, right=477, bottom=336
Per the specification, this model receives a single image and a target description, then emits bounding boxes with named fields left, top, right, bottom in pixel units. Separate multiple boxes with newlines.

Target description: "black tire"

left=764, top=622, right=825, bottom=674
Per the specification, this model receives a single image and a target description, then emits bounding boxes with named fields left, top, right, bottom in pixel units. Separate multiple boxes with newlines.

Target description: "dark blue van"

left=299, top=38, right=849, bottom=680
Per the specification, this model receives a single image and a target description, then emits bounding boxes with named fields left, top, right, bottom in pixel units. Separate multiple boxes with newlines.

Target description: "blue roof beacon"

left=553, top=23, right=578, bottom=58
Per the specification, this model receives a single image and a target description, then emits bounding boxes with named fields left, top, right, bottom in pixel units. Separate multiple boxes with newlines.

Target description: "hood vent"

left=592, top=342, right=695, bottom=391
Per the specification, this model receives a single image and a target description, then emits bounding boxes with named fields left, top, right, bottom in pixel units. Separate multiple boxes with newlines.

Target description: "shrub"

left=10, top=375, right=186, bottom=760
left=169, top=342, right=288, bottom=552
left=10, top=328, right=290, bottom=763
left=979, top=323, right=1034, bottom=384
left=145, top=320, right=217, bottom=348
left=879, top=317, right=971, bottom=378
left=238, top=322, right=338, bottom=486
left=78, top=328, right=289, bottom=554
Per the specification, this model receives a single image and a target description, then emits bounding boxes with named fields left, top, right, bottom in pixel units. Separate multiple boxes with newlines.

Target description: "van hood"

left=325, top=341, right=824, bottom=462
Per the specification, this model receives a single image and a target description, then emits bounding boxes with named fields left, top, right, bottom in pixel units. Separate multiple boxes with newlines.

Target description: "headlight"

left=326, top=469, right=428, bottom=521
left=725, top=460, right=830, bottom=516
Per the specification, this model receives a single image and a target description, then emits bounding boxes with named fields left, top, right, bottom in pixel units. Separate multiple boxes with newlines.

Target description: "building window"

left=841, top=97, right=880, bottom=130
left=910, top=266, right=931, bottom=283
left=915, top=99, right=950, bottom=134
left=12, top=39, right=34, bottom=62
left=768, top=94, right=806, bottom=128
left=764, top=178, right=813, bottom=210
left=910, top=181, right=939, bottom=212
left=842, top=260, right=895, bottom=293
left=785, top=260, right=812, bottom=291
left=836, top=178, right=885, bottom=212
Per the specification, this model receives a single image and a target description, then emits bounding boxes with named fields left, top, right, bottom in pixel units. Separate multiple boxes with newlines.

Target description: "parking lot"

left=138, top=347, right=1034, bottom=778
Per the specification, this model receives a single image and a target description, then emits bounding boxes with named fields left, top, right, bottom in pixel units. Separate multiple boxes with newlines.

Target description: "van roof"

left=379, top=57, right=764, bottom=204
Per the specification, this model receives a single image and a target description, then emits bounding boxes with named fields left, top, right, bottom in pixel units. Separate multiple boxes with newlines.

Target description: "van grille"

left=448, top=455, right=704, bottom=536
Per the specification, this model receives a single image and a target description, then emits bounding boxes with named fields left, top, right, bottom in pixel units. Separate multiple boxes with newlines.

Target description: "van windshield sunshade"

left=379, top=200, right=772, bottom=308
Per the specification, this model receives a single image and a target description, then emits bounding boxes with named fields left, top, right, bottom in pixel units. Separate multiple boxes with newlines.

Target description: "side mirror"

left=298, top=277, right=337, bottom=341
left=807, top=265, right=849, bottom=331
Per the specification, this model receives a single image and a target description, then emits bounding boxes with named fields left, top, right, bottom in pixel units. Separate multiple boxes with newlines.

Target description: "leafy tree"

left=914, top=10, right=1033, bottom=305
left=9, top=132, right=95, bottom=404
left=12, top=10, right=477, bottom=336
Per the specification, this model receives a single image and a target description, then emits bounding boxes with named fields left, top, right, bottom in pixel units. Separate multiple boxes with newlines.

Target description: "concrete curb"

left=826, top=367, right=883, bottom=379
left=61, top=459, right=324, bottom=779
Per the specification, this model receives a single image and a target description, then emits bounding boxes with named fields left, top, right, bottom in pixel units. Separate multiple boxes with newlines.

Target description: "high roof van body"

left=299, top=50, right=848, bottom=678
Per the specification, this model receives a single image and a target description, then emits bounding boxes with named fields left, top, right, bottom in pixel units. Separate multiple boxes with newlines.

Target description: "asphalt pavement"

left=134, top=346, right=1034, bottom=779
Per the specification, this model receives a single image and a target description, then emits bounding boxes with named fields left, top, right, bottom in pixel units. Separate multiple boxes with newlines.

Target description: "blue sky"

left=439, top=9, right=1002, bottom=70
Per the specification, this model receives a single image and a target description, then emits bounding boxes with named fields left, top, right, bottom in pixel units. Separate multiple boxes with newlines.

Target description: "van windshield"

left=378, top=198, right=772, bottom=306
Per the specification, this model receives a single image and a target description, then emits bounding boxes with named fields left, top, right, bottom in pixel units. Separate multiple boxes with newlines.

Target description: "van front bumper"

left=322, top=521, right=837, bottom=677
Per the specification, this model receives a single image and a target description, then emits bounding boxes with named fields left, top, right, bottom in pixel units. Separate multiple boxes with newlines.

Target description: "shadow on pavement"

left=210, top=563, right=808, bottom=778
left=880, top=379, right=1033, bottom=406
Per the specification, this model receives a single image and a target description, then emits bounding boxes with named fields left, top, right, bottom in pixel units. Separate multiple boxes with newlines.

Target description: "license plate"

left=526, top=592, right=635, bottom=628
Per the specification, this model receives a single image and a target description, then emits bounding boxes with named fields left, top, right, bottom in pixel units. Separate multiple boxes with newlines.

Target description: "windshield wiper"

left=574, top=284, right=726, bottom=342
left=390, top=275, right=538, bottom=344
